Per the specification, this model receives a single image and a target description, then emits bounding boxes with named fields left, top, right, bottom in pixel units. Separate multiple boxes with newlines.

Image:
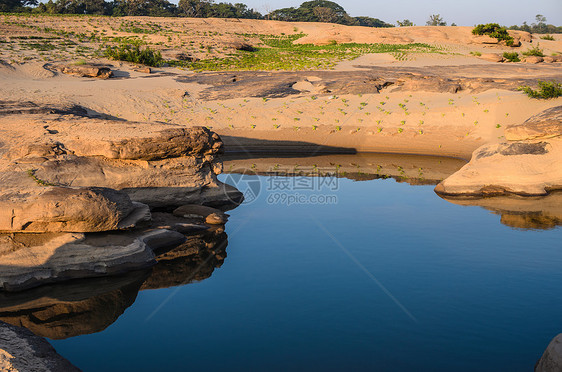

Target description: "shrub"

left=469, top=51, right=481, bottom=56
left=540, top=35, right=555, bottom=41
left=502, top=52, right=520, bottom=62
left=472, top=23, right=514, bottom=46
left=104, top=43, right=163, bottom=66
left=518, top=80, right=562, bottom=99
left=522, top=44, right=544, bottom=57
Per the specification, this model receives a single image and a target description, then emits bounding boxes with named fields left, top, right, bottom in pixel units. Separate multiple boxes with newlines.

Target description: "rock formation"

left=436, top=106, right=562, bottom=196
left=0, top=102, right=242, bottom=292
left=536, top=334, right=562, bottom=372
left=0, top=321, right=80, bottom=371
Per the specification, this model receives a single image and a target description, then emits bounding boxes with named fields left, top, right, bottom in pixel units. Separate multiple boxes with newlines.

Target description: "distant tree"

left=354, top=16, right=393, bottom=28
left=178, top=0, right=213, bottom=17
left=313, top=6, right=338, bottom=23
left=396, top=19, right=413, bottom=27
left=532, top=14, right=547, bottom=33
left=451, top=22, right=457, bottom=26
left=426, top=14, right=446, bottom=26
left=0, top=0, right=38, bottom=12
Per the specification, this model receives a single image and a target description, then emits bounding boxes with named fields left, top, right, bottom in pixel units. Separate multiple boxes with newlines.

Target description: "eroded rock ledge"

left=436, top=106, right=562, bottom=197
left=0, top=102, right=242, bottom=292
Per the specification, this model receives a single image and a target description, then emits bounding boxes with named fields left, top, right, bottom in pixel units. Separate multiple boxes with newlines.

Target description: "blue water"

left=51, top=175, right=561, bottom=371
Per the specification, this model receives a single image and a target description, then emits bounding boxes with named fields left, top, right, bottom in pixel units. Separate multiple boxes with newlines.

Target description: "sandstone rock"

left=478, top=53, right=504, bottom=63
left=138, top=229, right=186, bottom=251
left=536, top=334, right=562, bottom=372
left=435, top=139, right=562, bottom=196
left=60, top=64, right=112, bottom=79
left=553, top=55, right=562, bottom=62
left=135, top=67, right=151, bottom=73
left=206, top=213, right=226, bottom=224
left=509, top=38, right=521, bottom=47
left=173, top=204, right=229, bottom=223
left=231, top=42, right=255, bottom=52
left=0, top=185, right=145, bottom=233
left=506, top=106, right=562, bottom=141
left=0, top=321, right=80, bottom=371
left=523, top=56, right=544, bottom=64
left=0, top=231, right=156, bottom=292
left=471, top=35, right=499, bottom=44
left=543, top=56, right=555, bottom=63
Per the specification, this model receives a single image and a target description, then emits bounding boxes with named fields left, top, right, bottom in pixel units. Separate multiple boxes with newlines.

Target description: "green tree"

left=426, top=14, right=446, bottom=26
left=0, top=0, right=38, bottom=12
left=396, top=19, right=413, bottom=26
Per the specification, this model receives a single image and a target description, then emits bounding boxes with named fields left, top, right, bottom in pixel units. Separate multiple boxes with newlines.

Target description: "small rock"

left=542, top=56, right=555, bottom=63
left=523, top=56, right=544, bottom=64
left=136, top=66, right=151, bottom=73
left=206, top=212, right=226, bottom=225
left=61, top=64, right=112, bottom=79
left=231, top=42, right=255, bottom=52
left=173, top=204, right=229, bottom=222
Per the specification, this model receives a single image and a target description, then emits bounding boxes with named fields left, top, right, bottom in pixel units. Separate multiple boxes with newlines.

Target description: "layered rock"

left=0, top=102, right=242, bottom=292
left=0, top=321, right=80, bottom=371
left=436, top=106, right=562, bottom=196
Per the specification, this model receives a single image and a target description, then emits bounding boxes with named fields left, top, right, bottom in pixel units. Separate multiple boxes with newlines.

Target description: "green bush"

left=522, top=44, right=545, bottom=57
left=518, top=80, right=562, bottom=99
left=540, top=35, right=555, bottom=40
left=502, top=52, right=520, bottom=62
left=104, top=43, right=163, bottom=66
left=472, top=23, right=514, bottom=46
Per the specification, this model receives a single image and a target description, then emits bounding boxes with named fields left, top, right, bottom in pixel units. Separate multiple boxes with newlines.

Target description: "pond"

left=3, top=153, right=561, bottom=371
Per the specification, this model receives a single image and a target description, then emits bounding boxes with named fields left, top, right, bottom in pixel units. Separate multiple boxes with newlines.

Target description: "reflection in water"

left=439, top=192, right=562, bottom=230
left=222, top=152, right=467, bottom=186
left=142, top=226, right=228, bottom=290
left=0, top=227, right=229, bottom=339
left=0, top=270, right=149, bottom=340
left=224, top=153, right=560, bottom=231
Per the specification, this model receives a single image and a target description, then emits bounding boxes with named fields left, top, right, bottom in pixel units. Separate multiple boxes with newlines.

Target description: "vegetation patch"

left=104, top=43, right=163, bottom=66
left=540, top=35, right=555, bottom=40
left=171, top=33, right=440, bottom=71
left=522, top=45, right=545, bottom=57
left=518, top=80, right=562, bottom=99
left=502, top=52, right=520, bottom=62
left=472, top=23, right=514, bottom=46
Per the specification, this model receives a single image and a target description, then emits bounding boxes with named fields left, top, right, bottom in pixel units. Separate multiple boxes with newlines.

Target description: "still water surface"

left=29, top=155, right=562, bottom=371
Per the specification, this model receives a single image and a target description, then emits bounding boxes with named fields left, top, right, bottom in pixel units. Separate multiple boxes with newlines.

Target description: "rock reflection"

left=222, top=153, right=466, bottom=186
left=0, top=226, right=230, bottom=339
left=142, top=226, right=228, bottom=290
left=0, top=270, right=149, bottom=340
left=438, top=192, right=562, bottom=230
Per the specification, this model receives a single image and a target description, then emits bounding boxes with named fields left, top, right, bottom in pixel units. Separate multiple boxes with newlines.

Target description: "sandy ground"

left=1, top=16, right=561, bottom=160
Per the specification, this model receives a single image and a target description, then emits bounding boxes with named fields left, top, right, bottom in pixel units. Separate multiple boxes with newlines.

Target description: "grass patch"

left=104, top=43, right=163, bottom=66
left=540, top=35, right=555, bottom=41
left=518, top=80, right=562, bottom=99
left=502, top=52, right=520, bottom=62
left=170, top=34, right=441, bottom=71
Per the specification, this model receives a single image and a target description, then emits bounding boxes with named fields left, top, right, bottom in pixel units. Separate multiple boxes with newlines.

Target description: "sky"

left=234, top=0, right=562, bottom=27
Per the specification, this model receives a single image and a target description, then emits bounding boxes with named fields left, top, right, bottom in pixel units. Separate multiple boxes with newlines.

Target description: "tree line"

left=0, top=0, right=393, bottom=28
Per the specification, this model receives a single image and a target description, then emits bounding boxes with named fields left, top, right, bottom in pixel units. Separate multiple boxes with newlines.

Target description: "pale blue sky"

left=237, top=0, right=562, bottom=26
